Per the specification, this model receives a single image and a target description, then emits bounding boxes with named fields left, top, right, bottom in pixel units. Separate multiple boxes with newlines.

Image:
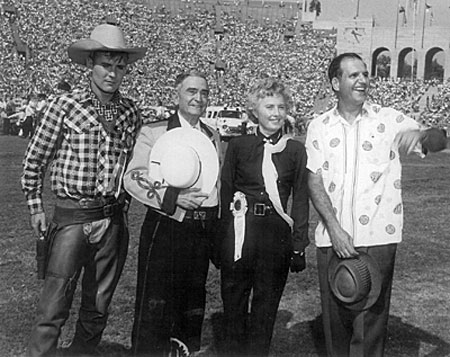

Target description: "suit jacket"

left=123, top=113, right=223, bottom=222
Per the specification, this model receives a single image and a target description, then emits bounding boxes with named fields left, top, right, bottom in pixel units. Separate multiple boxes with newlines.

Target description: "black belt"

left=56, top=196, right=117, bottom=208
left=53, top=197, right=123, bottom=226
left=247, top=202, right=276, bottom=216
left=184, top=207, right=218, bottom=221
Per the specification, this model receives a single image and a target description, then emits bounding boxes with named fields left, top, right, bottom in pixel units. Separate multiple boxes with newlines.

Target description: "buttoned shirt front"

left=306, top=103, right=422, bottom=247
left=21, top=88, right=141, bottom=214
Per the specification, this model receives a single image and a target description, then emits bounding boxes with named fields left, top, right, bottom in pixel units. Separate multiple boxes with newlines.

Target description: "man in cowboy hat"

left=123, top=70, right=223, bottom=356
left=21, top=24, right=146, bottom=356
left=306, top=52, right=447, bottom=357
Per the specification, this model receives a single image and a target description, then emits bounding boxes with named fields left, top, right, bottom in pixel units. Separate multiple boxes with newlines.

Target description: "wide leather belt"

left=184, top=206, right=218, bottom=221
left=56, top=196, right=117, bottom=208
left=247, top=202, right=276, bottom=216
left=53, top=197, right=122, bottom=226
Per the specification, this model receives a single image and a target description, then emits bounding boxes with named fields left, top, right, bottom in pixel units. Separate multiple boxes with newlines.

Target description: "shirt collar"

left=328, top=102, right=372, bottom=126
left=178, top=111, right=200, bottom=129
left=256, top=127, right=282, bottom=144
left=77, top=87, right=123, bottom=106
left=88, top=88, right=121, bottom=108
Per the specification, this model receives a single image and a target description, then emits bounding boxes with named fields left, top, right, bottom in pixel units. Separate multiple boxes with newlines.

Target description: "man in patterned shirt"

left=21, top=24, right=146, bottom=357
left=306, top=52, right=447, bottom=357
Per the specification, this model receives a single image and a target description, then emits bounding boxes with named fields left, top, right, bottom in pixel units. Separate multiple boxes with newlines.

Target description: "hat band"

left=331, top=258, right=371, bottom=304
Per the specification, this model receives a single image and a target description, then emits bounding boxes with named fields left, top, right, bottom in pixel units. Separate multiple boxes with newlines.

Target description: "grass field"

left=1, top=135, right=449, bottom=357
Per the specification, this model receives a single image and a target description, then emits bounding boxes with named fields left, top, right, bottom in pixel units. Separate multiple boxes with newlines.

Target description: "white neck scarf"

left=262, top=134, right=294, bottom=231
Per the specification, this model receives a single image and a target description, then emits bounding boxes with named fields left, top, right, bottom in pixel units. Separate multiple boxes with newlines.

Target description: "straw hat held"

left=328, top=252, right=382, bottom=311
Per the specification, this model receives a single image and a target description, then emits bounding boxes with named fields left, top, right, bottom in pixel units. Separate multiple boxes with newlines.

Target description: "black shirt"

left=220, top=130, right=309, bottom=251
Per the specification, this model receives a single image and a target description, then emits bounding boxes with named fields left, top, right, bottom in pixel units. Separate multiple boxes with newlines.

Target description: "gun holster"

left=35, top=222, right=57, bottom=280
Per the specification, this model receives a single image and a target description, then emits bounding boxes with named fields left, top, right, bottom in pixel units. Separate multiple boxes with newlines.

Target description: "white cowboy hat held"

left=160, top=144, right=201, bottom=189
left=148, top=127, right=219, bottom=194
left=68, top=24, right=147, bottom=65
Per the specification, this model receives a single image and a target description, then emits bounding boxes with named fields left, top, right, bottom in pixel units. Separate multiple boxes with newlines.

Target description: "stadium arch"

left=424, top=47, right=445, bottom=81
left=337, top=18, right=450, bottom=80
left=397, top=47, right=418, bottom=80
left=371, top=47, right=391, bottom=78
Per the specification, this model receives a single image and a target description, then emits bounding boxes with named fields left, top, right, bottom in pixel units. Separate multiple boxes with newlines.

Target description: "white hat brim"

left=148, top=127, right=219, bottom=194
left=68, top=39, right=147, bottom=65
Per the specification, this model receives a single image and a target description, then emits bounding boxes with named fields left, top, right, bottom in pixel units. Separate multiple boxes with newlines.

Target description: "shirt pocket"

left=361, top=132, right=393, bottom=166
left=63, top=117, right=99, bottom=154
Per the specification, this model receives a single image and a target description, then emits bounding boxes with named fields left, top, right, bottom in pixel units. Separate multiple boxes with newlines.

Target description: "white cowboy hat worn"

left=148, top=127, right=219, bottom=194
left=68, top=24, right=147, bottom=65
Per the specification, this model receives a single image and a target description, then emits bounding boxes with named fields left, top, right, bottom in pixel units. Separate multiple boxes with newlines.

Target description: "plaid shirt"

left=21, top=88, right=142, bottom=214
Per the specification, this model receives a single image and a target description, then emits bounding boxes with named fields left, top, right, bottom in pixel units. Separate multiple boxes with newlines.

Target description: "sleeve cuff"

left=27, top=194, right=44, bottom=215
left=161, top=187, right=181, bottom=215
left=292, top=235, right=310, bottom=253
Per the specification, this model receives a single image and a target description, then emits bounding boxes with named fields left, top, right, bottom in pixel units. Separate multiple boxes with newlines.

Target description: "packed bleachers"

left=367, top=77, right=432, bottom=115
left=1, top=0, right=449, bottom=131
left=0, top=0, right=335, bottom=122
left=420, top=82, right=450, bottom=129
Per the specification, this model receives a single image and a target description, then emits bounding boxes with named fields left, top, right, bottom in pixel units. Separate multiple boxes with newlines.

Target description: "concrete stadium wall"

left=336, top=19, right=450, bottom=80
left=141, top=0, right=449, bottom=80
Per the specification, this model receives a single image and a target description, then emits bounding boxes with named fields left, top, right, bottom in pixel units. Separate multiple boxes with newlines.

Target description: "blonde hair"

left=246, top=78, right=293, bottom=122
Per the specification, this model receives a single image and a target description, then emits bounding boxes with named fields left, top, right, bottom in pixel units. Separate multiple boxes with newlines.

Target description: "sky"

left=316, top=0, right=450, bottom=27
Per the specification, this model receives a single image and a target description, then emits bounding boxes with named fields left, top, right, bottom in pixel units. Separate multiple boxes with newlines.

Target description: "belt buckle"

left=254, top=203, right=266, bottom=216
left=103, top=204, right=113, bottom=217
left=193, top=211, right=206, bottom=220
left=79, top=198, right=91, bottom=208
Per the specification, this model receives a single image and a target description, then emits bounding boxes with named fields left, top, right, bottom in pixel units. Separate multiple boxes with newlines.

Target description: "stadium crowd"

left=421, top=81, right=450, bottom=129
left=0, top=0, right=449, bottom=133
left=2, top=1, right=449, bottom=356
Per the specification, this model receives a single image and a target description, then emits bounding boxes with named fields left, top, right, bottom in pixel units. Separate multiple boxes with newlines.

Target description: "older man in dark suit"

left=124, top=70, right=222, bottom=356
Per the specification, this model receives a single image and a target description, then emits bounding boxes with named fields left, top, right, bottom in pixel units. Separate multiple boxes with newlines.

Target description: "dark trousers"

left=220, top=214, right=291, bottom=356
left=28, top=213, right=128, bottom=357
left=2, top=117, right=10, bottom=135
left=317, top=244, right=397, bottom=357
left=22, top=116, right=34, bottom=138
left=132, top=209, right=215, bottom=356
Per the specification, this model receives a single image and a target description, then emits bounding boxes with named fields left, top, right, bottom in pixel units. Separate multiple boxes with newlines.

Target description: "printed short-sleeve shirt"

left=305, top=103, right=422, bottom=247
